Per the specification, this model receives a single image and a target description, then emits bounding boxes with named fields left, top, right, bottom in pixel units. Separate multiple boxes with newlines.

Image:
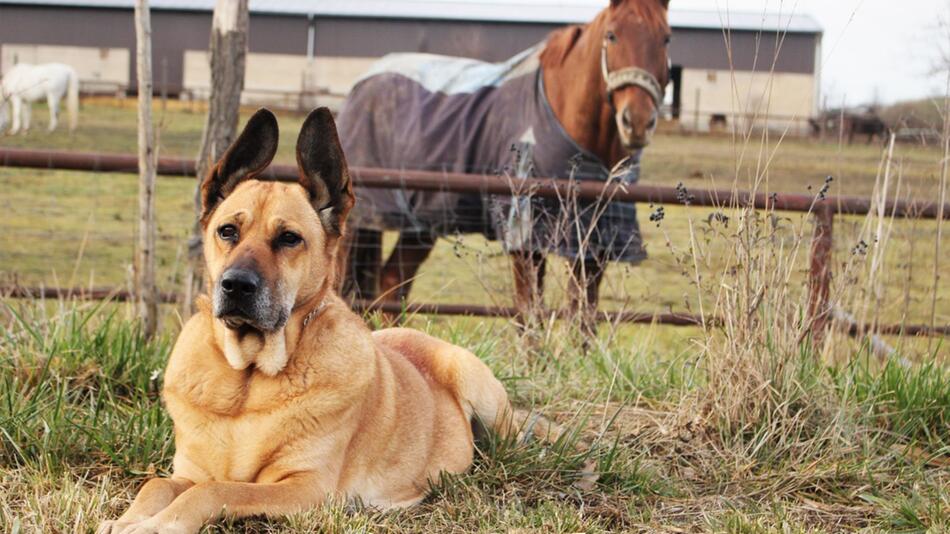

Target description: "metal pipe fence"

left=3, top=147, right=947, bottom=217
left=2, top=147, right=949, bottom=338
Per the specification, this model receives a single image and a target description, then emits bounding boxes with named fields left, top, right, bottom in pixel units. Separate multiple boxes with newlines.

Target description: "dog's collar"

left=302, top=298, right=328, bottom=328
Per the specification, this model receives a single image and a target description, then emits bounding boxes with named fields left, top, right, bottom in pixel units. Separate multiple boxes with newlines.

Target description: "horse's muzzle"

left=617, top=105, right=657, bottom=150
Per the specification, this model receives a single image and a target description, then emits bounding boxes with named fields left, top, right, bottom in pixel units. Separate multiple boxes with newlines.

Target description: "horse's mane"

left=539, top=25, right=584, bottom=69
left=538, top=0, right=669, bottom=69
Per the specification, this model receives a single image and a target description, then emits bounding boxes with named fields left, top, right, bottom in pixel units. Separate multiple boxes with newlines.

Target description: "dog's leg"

left=118, top=474, right=328, bottom=534
left=97, top=478, right=194, bottom=534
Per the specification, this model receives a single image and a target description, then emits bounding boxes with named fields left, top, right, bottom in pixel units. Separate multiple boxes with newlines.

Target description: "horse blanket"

left=336, top=44, right=646, bottom=263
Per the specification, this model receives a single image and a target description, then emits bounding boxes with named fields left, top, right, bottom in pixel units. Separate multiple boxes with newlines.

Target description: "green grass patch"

left=0, top=300, right=173, bottom=474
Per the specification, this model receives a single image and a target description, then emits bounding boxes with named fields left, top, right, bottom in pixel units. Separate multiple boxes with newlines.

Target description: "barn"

left=0, top=0, right=822, bottom=133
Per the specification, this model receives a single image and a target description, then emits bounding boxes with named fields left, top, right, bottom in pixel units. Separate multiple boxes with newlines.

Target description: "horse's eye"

left=664, top=35, right=672, bottom=45
left=217, top=224, right=239, bottom=242
left=606, top=31, right=618, bottom=43
left=276, top=231, right=303, bottom=248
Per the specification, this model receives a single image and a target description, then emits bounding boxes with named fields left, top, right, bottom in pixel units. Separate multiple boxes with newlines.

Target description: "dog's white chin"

left=222, top=327, right=289, bottom=376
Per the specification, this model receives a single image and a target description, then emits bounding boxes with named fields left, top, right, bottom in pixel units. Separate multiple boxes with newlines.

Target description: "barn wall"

left=678, top=68, right=816, bottom=134
left=0, top=3, right=821, bottom=119
left=670, top=30, right=818, bottom=74
left=312, top=17, right=555, bottom=61
left=0, top=5, right=210, bottom=92
left=184, top=52, right=376, bottom=96
left=0, top=5, right=307, bottom=93
left=1, top=44, right=130, bottom=91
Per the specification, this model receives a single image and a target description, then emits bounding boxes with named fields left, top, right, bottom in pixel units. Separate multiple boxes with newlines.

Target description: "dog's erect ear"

left=200, top=108, right=279, bottom=223
left=295, top=107, right=354, bottom=236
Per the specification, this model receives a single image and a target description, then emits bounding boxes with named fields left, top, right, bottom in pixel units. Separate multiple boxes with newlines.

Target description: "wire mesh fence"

left=1, top=144, right=949, bottom=341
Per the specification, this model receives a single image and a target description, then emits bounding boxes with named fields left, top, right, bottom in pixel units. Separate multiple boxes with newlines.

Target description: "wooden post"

left=183, top=0, right=249, bottom=315
left=134, top=0, right=158, bottom=338
left=693, top=88, right=701, bottom=132
left=808, top=206, right=834, bottom=346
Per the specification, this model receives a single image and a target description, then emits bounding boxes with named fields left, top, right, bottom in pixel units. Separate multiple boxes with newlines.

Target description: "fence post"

left=808, top=206, right=834, bottom=345
left=184, top=0, right=249, bottom=317
left=134, top=0, right=158, bottom=339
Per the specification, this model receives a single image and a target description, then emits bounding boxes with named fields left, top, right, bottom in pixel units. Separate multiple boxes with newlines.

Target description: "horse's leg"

left=9, top=97, right=22, bottom=135
left=343, top=228, right=382, bottom=300
left=47, top=93, right=59, bottom=132
left=569, top=254, right=607, bottom=343
left=511, top=251, right=546, bottom=333
left=378, top=231, right=436, bottom=323
left=20, top=101, right=31, bottom=134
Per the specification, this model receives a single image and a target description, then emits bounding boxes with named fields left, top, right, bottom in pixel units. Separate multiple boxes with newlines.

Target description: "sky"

left=446, top=0, right=950, bottom=106
left=672, top=0, right=949, bottom=106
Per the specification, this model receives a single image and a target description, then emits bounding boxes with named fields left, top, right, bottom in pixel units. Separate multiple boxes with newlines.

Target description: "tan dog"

left=98, top=109, right=518, bottom=534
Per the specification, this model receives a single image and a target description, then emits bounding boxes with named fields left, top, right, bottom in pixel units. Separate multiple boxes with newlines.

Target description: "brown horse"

left=338, top=0, right=671, bottom=335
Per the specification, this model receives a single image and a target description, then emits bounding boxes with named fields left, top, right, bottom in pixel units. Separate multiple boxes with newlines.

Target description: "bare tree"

left=183, top=0, right=249, bottom=313
left=134, top=0, right=158, bottom=337
left=933, top=1, right=950, bottom=76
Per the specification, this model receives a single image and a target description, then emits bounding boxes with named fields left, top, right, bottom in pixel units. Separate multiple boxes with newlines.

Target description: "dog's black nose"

left=221, top=268, right=261, bottom=297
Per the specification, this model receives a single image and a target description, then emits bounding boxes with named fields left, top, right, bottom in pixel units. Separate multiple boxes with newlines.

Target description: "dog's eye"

left=217, top=224, right=239, bottom=242
left=276, top=231, right=302, bottom=248
left=605, top=30, right=618, bottom=44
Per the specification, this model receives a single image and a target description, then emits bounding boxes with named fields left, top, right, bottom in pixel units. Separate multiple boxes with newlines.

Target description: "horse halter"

left=600, top=33, right=666, bottom=109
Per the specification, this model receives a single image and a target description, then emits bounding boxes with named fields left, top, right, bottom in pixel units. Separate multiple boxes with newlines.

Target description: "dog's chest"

left=174, top=409, right=277, bottom=481
left=168, top=395, right=319, bottom=484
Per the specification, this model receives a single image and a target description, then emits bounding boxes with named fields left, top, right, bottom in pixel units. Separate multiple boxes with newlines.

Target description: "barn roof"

left=0, top=0, right=823, bottom=33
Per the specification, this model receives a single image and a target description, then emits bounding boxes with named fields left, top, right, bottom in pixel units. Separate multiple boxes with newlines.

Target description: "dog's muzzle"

left=213, top=267, right=286, bottom=332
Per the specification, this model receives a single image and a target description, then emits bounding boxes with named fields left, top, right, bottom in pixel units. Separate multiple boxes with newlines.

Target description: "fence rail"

left=1, top=147, right=948, bottom=339
left=3, top=148, right=949, bottom=218
left=0, top=286, right=713, bottom=328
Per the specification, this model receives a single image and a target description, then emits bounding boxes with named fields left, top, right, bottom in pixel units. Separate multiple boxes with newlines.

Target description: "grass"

left=2, top=101, right=948, bottom=356
left=1, top=100, right=949, bottom=532
left=1, top=298, right=948, bottom=532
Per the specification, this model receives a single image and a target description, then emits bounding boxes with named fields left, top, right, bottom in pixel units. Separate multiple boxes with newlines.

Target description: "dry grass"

left=1, top=98, right=949, bottom=532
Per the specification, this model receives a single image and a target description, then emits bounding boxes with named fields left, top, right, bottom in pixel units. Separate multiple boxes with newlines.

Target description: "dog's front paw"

left=96, top=520, right=139, bottom=534
left=122, top=517, right=191, bottom=534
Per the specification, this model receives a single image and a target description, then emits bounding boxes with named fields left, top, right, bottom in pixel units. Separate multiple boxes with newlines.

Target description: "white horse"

left=0, top=63, right=79, bottom=134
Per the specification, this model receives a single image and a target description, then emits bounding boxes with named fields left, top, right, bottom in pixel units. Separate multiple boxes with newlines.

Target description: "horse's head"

left=600, top=0, right=671, bottom=150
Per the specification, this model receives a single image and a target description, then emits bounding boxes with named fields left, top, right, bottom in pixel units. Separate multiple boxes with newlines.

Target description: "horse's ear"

left=200, top=108, right=279, bottom=223
left=295, top=107, right=354, bottom=236
left=540, top=25, right=583, bottom=67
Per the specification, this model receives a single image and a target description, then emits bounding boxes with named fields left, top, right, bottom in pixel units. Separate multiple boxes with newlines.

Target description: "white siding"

left=679, top=68, right=816, bottom=134
left=1, top=44, right=129, bottom=92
